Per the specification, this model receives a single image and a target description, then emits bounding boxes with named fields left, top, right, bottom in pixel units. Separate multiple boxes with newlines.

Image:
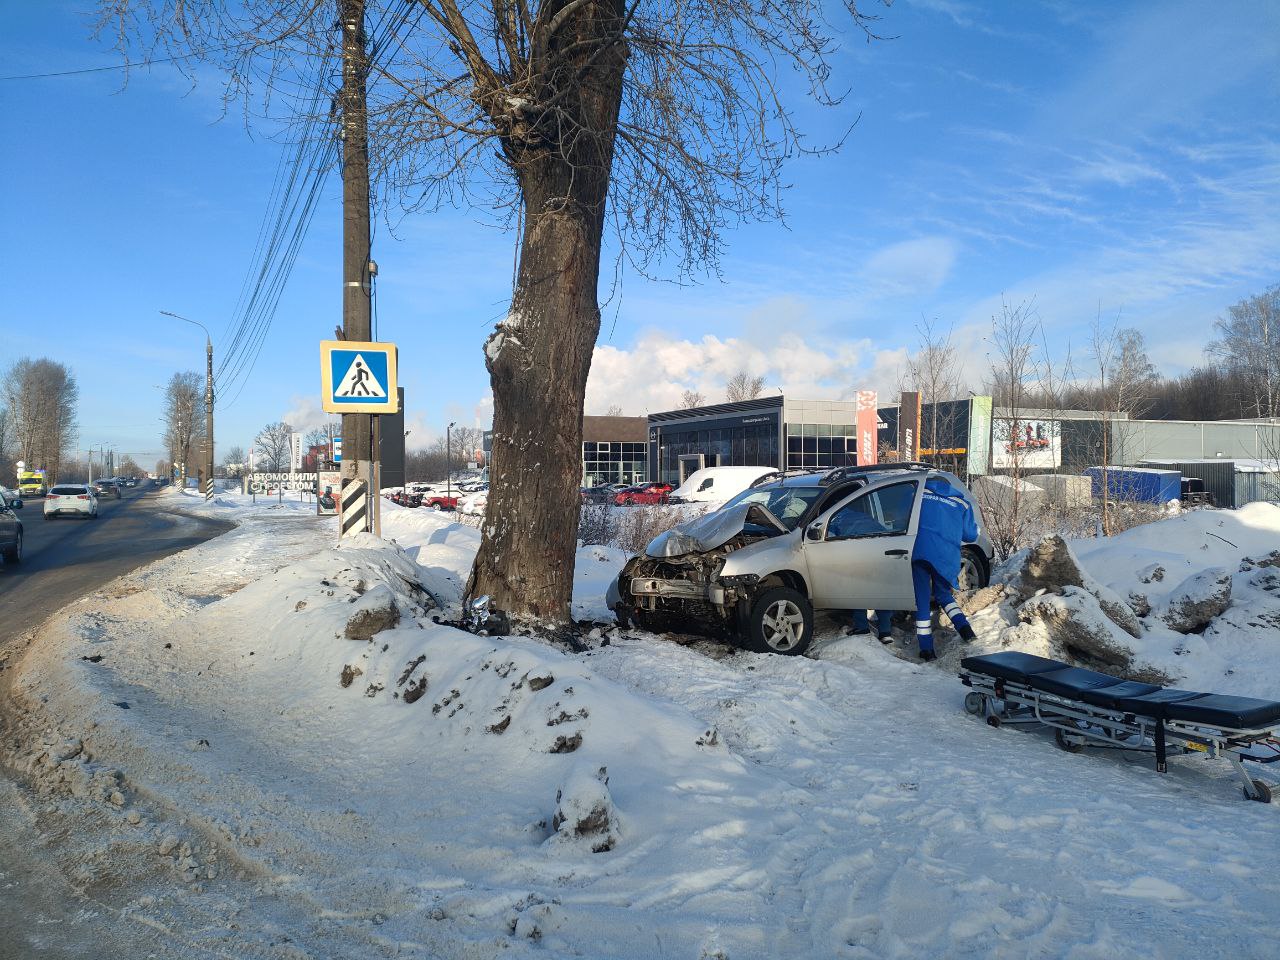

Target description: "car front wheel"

left=742, top=586, right=813, bottom=656
left=2, top=531, right=20, bottom=563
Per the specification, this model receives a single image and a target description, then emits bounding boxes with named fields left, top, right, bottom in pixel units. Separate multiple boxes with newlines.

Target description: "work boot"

left=877, top=630, right=893, bottom=644
left=918, top=649, right=937, bottom=663
left=956, top=622, right=977, bottom=643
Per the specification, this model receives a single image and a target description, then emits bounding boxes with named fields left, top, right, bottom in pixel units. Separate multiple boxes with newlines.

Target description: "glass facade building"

left=784, top=422, right=858, bottom=471
left=582, top=440, right=648, bottom=486
left=648, top=395, right=996, bottom=484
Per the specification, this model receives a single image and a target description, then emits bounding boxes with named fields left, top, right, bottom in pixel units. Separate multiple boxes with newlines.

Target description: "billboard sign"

left=898, top=392, right=922, bottom=462
left=992, top=417, right=1061, bottom=469
left=856, top=390, right=878, bottom=466
left=316, top=470, right=341, bottom=515
left=248, top=472, right=318, bottom=493
left=289, top=432, right=303, bottom=472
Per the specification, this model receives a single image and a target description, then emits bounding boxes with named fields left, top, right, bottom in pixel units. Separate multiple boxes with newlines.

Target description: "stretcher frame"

left=958, top=668, right=1280, bottom=803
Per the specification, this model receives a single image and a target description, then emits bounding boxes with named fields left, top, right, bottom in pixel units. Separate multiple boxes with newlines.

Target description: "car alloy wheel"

left=958, top=549, right=988, bottom=592
left=744, top=586, right=814, bottom=656
left=762, top=600, right=804, bottom=649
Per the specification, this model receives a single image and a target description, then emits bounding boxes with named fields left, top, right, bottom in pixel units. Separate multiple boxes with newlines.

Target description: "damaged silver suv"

left=606, top=464, right=993, bottom=656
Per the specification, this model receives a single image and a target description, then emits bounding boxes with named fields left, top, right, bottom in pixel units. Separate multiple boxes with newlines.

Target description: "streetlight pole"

left=161, top=311, right=215, bottom=501
left=447, top=421, right=455, bottom=500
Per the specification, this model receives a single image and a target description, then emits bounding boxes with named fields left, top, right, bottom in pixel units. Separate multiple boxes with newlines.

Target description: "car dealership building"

left=644, top=394, right=998, bottom=485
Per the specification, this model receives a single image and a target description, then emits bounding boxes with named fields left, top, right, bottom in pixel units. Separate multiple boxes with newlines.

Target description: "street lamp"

left=446, top=422, right=456, bottom=499
left=161, top=310, right=215, bottom=501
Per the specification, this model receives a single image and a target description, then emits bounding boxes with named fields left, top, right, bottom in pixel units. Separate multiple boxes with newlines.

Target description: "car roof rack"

left=748, top=469, right=818, bottom=489
left=820, top=462, right=935, bottom=486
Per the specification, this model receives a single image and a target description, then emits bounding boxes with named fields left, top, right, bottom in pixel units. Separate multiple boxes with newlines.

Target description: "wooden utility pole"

left=338, top=0, right=376, bottom=537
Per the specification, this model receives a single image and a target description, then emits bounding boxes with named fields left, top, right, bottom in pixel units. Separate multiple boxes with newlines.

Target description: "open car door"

left=804, top=479, right=922, bottom=609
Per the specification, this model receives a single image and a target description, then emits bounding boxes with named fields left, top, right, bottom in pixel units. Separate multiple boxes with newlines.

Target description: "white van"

left=668, top=466, right=779, bottom=504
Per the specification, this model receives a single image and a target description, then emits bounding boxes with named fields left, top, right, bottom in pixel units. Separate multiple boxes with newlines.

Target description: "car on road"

left=606, top=464, right=993, bottom=656
left=614, top=482, right=673, bottom=506
left=44, top=484, right=99, bottom=520
left=94, top=479, right=122, bottom=500
left=0, top=490, right=25, bottom=564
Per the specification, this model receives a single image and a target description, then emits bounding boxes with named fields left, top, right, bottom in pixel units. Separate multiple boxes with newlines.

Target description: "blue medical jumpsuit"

left=912, top=477, right=979, bottom=654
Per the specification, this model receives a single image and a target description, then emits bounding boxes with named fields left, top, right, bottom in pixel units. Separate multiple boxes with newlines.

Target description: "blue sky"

left=2, top=0, right=1277, bottom=466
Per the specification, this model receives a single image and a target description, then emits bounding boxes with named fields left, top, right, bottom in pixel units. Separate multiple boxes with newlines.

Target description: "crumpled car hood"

left=646, top=503, right=788, bottom=558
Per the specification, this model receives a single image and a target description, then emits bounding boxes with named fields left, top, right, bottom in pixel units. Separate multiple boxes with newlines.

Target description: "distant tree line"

left=0, top=357, right=79, bottom=483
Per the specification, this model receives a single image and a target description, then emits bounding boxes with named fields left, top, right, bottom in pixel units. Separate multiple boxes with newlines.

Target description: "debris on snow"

left=549, top=765, right=618, bottom=853
left=344, top=583, right=401, bottom=640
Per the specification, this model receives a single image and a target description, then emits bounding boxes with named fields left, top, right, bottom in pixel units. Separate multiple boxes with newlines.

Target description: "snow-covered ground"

left=7, top=493, right=1280, bottom=958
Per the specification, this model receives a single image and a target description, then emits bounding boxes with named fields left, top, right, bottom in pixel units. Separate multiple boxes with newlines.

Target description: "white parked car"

left=459, top=489, right=488, bottom=515
left=44, top=484, right=98, bottom=520
left=667, top=466, right=780, bottom=504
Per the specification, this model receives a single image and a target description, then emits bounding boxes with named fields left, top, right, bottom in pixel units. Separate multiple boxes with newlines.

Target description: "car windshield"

left=720, top=483, right=825, bottom=531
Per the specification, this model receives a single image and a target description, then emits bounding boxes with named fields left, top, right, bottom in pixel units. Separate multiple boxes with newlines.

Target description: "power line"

left=0, top=51, right=215, bottom=82
left=217, top=0, right=420, bottom=411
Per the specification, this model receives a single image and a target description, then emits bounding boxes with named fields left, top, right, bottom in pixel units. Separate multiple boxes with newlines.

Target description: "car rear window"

left=50, top=485, right=86, bottom=495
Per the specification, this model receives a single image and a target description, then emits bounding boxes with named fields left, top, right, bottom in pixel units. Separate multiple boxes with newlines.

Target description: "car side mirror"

left=805, top=521, right=823, bottom=541
left=12, top=499, right=22, bottom=510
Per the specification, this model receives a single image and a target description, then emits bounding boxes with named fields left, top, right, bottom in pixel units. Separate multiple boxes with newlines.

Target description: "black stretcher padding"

left=1028, top=666, right=1124, bottom=699
left=1076, top=679, right=1162, bottom=709
left=960, top=652, right=1064, bottom=684
left=1109, top=688, right=1208, bottom=720
left=1162, top=693, right=1280, bottom=730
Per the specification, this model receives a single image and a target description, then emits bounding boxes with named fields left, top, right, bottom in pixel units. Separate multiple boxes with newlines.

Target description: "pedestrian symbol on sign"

left=334, top=353, right=386, bottom=399
left=320, top=340, right=397, bottom=414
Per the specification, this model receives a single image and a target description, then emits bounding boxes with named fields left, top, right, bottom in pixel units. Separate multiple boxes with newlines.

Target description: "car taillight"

left=78, top=495, right=89, bottom=500
left=48, top=494, right=58, bottom=500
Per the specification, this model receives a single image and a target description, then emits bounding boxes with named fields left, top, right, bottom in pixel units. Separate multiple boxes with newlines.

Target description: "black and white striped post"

left=339, top=477, right=369, bottom=537
left=204, top=474, right=214, bottom=501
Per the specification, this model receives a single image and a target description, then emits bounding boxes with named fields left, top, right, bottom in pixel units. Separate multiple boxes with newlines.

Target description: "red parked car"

left=614, top=482, right=673, bottom=506
left=422, top=495, right=459, bottom=512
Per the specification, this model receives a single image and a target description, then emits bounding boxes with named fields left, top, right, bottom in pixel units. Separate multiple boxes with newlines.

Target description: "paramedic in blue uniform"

left=912, top=476, right=979, bottom=661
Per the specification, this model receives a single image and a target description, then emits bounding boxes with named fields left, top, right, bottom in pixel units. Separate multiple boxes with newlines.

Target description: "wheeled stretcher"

left=958, top=652, right=1280, bottom=803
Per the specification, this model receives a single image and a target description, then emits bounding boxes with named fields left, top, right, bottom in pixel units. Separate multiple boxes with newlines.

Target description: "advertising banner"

left=992, top=417, right=1061, bottom=469
left=316, top=470, right=341, bottom=515
left=856, top=390, right=878, bottom=466
left=967, top=396, right=993, bottom=476
left=898, top=392, right=922, bottom=462
left=247, top=472, right=318, bottom=493
left=289, top=433, right=303, bottom=472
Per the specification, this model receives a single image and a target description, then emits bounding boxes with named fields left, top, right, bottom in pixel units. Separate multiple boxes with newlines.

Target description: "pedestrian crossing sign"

left=320, top=340, right=399, bottom=414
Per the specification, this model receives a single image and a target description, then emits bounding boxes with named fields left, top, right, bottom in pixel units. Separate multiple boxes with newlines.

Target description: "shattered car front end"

left=609, top=503, right=792, bottom=636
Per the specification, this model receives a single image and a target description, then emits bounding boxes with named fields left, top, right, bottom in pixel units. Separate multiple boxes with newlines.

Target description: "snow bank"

left=10, top=499, right=1280, bottom=957
left=969, top=503, right=1280, bottom=696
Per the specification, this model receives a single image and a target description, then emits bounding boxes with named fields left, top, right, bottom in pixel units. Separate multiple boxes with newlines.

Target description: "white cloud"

left=583, top=319, right=910, bottom=417
left=862, top=237, right=958, bottom=297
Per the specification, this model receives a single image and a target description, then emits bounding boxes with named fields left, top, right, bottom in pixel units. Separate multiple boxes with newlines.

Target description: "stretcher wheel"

left=1054, top=728, right=1084, bottom=753
left=986, top=715, right=1001, bottom=729
left=964, top=692, right=986, bottom=716
left=1244, top=779, right=1272, bottom=804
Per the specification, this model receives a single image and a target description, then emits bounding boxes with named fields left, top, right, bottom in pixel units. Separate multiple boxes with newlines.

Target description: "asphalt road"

left=0, top=483, right=233, bottom=960
left=0, top=483, right=231, bottom=642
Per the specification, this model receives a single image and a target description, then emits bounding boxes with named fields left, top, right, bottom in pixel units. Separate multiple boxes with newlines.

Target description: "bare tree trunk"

left=467, top=2, right=627, bottom=621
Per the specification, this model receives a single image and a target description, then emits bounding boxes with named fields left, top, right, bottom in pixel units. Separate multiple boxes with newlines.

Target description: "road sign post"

left=320, top=340, right=397, bottom=538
